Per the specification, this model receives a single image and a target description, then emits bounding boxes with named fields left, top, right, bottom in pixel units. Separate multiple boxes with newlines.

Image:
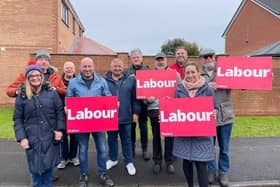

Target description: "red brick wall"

left=225, top=0, right=280, bottom=55
left=1, top=52, right=280, bottom=115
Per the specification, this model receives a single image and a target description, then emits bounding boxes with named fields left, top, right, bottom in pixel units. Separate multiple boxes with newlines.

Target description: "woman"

left=173, top=62, right=217, bottom=187
left=13, top=65, right=65, bottom=187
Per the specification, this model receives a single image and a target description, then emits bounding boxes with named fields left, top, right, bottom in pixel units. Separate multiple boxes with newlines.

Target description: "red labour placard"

left=136, top=70, right=178, bottom=99
left=216, top=56, right=272, bottom=90
left=66, top=96, right=118, bottom=133
left=159, top=97, right=216, bottom=137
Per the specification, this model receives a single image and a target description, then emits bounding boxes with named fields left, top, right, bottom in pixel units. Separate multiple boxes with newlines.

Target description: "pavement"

left=0, top=137, right=280, bottom=187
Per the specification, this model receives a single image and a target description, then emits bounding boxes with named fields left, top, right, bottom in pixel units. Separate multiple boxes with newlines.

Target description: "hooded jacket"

left=104, top=72, right=141, bottom=124
left=200, top=65, right=235, bottom=126
left=7, top=66, right=66, bottom=98
left=13, top=83, right=65, bottom=174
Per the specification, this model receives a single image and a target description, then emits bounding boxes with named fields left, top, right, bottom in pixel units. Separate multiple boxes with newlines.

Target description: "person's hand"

left=133, top=114, right=139, bottom=122
left=64, top=106, right=68, bottom=115
left=147, top=96, right=156, bottom=103
left=208, top=82, right=217, bottom=90
left=54, top=131, right=63, bottom=141
left=20, top=138, right=30, bottom=150
left=16, top=83, right=24, bottom=96
left=213, top=110, right=217, bottom=120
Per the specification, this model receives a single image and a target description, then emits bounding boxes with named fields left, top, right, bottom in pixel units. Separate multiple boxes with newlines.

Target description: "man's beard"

left=205, top=62, right=216, bottom=71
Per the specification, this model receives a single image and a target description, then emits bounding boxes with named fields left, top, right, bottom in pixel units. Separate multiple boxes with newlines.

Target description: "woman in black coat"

left=13, top=65, right=65, bottom=187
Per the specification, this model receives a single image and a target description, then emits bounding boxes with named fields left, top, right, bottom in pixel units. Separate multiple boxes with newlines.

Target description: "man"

left=57, top=61, right=79, bottom=169
left=124, top=48, right=150, bottom=161
left=200, top=48, right=234, bottom=187
left=66, top=57, right=114, bottom=187
left=6, top=49, right=66, bottom=98
left=146, top=52, right=181, bottom=175
left=169, top=47, right=188, bottom=79
left=104, top=58, right=141, bottom=176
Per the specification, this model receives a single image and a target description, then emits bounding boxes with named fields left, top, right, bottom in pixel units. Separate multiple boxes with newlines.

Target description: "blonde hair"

left=25, top=71, right=44, bottom=100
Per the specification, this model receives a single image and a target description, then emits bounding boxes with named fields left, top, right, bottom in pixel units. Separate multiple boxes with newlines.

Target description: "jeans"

left=31, top=169, right=52, bottom=187
left=148, top=109, right=173, bottom=165
left=208, top=123, right=233, bottom=174
left=76, top=132, right=106, bottom=175
left=131, top=106, right=148, bottom=152
left=183, top=160, right=208, bottom=187
left=61, top=130, right=78, bottom=160
left=107, top=124, right=133, bottom=165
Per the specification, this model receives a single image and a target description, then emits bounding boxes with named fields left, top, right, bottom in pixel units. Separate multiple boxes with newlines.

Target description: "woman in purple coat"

left=173, top=62, right=217, bottom=187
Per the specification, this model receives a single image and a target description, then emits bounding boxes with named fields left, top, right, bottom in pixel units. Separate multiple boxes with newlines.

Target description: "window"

left=61, top=0, right=69, bottom=25
left=79, top=27, right=83, bottom=37
left=72, top=16, right=75, bottom=34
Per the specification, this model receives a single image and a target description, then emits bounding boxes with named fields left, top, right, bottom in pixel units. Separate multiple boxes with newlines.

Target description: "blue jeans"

left=208, top=123, right=233, bottom=174
left=61, top=130, right=78, bottom=160
left=31, top=169, right=52, bottom=187
left=107, top=124, right=132, bottom=165
left=76, top=132, right=106, bottom=175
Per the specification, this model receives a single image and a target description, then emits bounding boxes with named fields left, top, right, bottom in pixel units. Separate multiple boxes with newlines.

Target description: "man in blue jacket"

left=104, top=58, right=141, bottom=176
left=66, top=57, right=114, bottom=187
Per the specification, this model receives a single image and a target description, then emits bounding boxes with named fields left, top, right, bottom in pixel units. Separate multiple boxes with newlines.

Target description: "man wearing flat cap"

left=145, top=52, right=182, bottom=175
left=200, top=48, right=234, bottom=187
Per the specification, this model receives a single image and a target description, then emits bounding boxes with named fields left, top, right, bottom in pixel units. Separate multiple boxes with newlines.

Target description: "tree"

left=161, top=38, right=199, bottom=56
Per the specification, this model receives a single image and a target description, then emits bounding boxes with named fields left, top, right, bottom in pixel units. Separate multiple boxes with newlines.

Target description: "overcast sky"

left=70, top=0, right=241, bottom=55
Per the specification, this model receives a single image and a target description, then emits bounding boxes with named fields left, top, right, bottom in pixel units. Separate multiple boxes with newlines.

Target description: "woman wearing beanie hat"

left=13, top=64, right=65, bottom=186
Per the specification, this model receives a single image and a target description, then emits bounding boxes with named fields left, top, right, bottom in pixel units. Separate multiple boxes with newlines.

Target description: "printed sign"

left=66, top=96, right=118, bottom=133
left=216, top=56, right=272, bottom=90
left=136, top=70, right=178, bottom=99
left=159, top=97, right=216, bottom=137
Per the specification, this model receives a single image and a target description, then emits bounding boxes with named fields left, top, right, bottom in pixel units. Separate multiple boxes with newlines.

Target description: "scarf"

left=183, top=76, right=206, bottom=97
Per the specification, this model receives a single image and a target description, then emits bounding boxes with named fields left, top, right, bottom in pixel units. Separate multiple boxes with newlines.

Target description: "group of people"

left=8, top=47, right=234, bottom=187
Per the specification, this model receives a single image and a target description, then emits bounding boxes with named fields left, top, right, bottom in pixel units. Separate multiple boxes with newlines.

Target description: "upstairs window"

left=72, top=16, right=76, bottom=34
left=61, top=0, right=69, bottom=26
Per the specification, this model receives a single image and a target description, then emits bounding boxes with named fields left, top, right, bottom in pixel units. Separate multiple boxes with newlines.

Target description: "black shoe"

left=52, top=175, right=59, bottom=182
left=99, top=173, right=114, bottom=187
left=79, top=174, right=88, bottom=187
left=153, top=164, right=161, bottom=174
left=219, top=173, right=229, bottom=187
left=208, top=171, right=217, bottom=184
left=166, top=164, right=175, bottom=174
left=142, top=151, right=150, bottom=161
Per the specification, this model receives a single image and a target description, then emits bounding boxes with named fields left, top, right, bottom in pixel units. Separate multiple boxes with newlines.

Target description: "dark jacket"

left=13, top=83, right=65, bottom=174
left=200, top=66, right=235, bottom=126
left=172, top=83, right=217, bottom=161
left=104, top=72, right=141, bottom=125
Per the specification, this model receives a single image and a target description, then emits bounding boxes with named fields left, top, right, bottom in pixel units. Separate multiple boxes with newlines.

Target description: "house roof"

left=65, top=0, right=85, bottom=32
left=246, top=40, right=280, bottom=56
left=68, top=36, right=117, bottom=55
left=222, top=0, right=280, bottom=37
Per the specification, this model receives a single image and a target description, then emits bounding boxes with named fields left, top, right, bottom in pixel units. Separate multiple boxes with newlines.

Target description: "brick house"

left=223, top=0, right=280, bottom=56
left=0, top=0, right=116, bottom=105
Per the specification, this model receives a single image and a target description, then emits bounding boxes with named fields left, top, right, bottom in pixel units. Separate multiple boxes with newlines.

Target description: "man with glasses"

left=200, top=48, right=235, bottom=187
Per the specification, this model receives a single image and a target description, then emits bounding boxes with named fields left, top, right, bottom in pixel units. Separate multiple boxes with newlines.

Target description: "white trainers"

left=106, top=160, right=118, bottom=170
left=57, top=160, right=68, bottom=169
left=70, top=158, right=80, bottom=166
left=126, top=163, right=136, bottom=176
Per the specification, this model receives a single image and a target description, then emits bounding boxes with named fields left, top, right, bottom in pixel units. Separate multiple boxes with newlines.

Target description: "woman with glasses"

left=13, top=65, right=65, bottom=187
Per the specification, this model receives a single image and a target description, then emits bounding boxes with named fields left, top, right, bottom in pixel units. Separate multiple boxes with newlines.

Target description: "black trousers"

left=131, top=106, right=148, bottom=152
left=183, top=159, right=208, bottom=187
left=148, top=109, right=173, bottom=165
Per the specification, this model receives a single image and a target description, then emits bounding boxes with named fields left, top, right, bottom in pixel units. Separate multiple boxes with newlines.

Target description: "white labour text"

left=160, top=109, right=213, bottom=123
left=68, top=108, right=117, bottom=120
left=137, top=78, right=176, bottom=88
left=217, top=67, right=270, bottom=78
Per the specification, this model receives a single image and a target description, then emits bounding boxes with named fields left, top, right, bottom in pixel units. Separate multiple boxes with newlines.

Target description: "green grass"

left=1, top=106, right=280, bottom=139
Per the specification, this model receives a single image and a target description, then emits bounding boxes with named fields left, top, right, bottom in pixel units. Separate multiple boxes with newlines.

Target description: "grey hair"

left=130, top=48, right=143, bottom=57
